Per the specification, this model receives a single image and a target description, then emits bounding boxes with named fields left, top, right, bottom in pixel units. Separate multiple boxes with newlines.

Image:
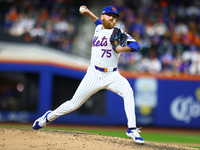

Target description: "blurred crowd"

left=0, top=0, right=200, bottom=75
left=114, top=0, right=200, bottom=75
left=0, top=0, right=83, bottom=52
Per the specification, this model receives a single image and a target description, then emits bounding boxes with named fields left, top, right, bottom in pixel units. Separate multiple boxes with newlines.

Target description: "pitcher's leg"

left=47, top=71, right=100, bottom=122
left=107, top=73, right=136, bottom=128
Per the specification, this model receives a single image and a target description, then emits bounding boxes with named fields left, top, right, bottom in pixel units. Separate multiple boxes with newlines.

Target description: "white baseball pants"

left=47, top=66, right=136, bottom=128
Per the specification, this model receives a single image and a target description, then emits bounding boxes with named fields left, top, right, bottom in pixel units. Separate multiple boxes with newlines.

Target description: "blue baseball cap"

left=102, top=6, right=119, bottom=17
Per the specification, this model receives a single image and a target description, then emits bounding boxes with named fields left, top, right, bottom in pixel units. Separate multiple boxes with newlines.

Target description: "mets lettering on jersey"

left=92, top=36, right=108, bottom=47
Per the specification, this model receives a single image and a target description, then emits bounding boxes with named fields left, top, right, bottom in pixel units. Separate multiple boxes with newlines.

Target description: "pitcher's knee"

left=122, top=88, right=134, bottom=99
left=66, top=100, right=82, bottom=112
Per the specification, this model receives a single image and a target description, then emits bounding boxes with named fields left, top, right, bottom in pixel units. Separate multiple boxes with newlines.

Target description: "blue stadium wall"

left=0, top=62, right=200, bottom=128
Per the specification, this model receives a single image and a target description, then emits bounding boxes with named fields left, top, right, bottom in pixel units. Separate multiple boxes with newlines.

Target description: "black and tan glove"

left=110, top=27, right=128, bottom=52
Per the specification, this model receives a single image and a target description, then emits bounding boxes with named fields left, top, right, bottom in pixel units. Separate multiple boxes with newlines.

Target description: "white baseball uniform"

left=47, top=23, right=139, bottom=128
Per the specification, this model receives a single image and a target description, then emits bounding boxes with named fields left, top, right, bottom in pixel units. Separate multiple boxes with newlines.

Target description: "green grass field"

left=0, top=123, right=200, bottom=149
left=49, top=127, right=200, bottom=149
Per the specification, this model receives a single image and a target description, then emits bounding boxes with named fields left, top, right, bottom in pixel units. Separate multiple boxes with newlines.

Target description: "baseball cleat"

left=33, top=110, right=52, bottom=130
left=126, top=128, right=144, bottom=144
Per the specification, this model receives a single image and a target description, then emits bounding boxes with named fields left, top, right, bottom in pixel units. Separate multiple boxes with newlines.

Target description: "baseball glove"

left=110, top=27, right=128, bottom=52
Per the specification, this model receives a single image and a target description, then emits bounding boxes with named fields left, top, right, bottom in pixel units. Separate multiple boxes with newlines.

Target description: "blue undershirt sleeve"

left=95, top=19, right=102, bottom=26
left=127, top=41, right=141, bottom=52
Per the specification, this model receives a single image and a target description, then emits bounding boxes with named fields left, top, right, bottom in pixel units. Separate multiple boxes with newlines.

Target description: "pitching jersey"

left=90, top=24, right=136, bottom=68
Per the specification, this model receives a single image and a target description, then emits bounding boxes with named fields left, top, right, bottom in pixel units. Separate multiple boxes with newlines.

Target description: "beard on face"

left=102, top=18, right=115, bottom=29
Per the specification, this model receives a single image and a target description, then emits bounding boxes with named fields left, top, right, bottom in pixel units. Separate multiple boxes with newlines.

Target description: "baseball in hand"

left=79, top=7, right=85, bottom=13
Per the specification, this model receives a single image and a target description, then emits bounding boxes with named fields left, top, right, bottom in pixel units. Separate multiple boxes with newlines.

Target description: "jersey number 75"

left=101, top=49, right=112, bottom=58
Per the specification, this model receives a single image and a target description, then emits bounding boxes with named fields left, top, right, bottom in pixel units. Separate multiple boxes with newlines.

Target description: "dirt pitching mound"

left=0, top=128, right=196, bottom=150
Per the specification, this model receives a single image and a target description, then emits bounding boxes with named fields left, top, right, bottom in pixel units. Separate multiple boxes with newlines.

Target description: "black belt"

left=95, top=66, right=117, bottom=72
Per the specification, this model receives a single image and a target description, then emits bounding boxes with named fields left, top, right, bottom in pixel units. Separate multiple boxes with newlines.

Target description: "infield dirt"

left=0, top=128, right=198, bottom=150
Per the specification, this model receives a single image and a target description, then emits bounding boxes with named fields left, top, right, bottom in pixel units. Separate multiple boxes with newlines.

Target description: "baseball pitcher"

left=33, top=5, right=144, bottom=144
